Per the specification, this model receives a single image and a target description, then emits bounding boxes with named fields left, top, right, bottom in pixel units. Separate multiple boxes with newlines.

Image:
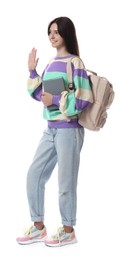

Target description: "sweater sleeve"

left=59, top=57, right=94, bottom=116
left=27, top=70, right=42, bottom=101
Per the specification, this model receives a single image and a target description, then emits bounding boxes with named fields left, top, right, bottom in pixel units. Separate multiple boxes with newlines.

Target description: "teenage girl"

left=16, top=16, right=93, bottom=247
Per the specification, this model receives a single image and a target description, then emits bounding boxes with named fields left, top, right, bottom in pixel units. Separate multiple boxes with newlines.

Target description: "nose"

left=49, top=31, right=56, bottom=39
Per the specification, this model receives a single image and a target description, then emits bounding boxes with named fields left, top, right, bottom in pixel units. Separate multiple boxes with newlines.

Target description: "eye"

left=55, top=30, right=59, bottom=34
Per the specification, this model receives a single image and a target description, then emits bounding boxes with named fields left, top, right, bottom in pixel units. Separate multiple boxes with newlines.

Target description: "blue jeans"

left=27, top=127, right=84, bottom=226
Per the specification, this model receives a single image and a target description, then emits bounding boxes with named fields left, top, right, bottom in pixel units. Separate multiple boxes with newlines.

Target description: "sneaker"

left=45, top=227, right=77, bottom=247
left=16, top=225, right=47, bottom=245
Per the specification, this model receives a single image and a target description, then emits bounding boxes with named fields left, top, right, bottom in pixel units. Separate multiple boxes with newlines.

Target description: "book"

left=42, top=77, right=65, bottom=110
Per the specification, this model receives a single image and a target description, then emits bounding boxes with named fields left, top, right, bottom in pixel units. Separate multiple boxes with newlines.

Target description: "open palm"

left=28, top=47, right=39, bottom=71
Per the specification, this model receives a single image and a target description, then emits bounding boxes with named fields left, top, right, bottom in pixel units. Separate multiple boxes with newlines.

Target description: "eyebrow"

left=49, top=29, right=58, bottom=32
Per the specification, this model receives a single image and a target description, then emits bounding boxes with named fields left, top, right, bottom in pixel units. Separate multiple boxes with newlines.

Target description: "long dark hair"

left=48, top=16, right=80, bottom=56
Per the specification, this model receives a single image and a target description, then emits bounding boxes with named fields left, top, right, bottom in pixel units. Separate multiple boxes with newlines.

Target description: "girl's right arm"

left=27, top=70, right=42, bottom=101
left=27, top=48, right=42, bottom=101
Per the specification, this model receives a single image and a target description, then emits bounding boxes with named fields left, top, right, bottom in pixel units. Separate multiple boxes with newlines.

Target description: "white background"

left=0, top=0, right=129, bottom=259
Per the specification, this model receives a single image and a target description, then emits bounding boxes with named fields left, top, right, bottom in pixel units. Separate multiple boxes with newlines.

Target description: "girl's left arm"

left=59, top=57, right=93, bottom=116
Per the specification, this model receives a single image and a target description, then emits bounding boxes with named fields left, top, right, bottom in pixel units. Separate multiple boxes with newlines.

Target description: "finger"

left=31, top=47, right=36, bottom=53
left=30, top=48, right=37, bottom=59
left=36, top=57, right=39, bottom=65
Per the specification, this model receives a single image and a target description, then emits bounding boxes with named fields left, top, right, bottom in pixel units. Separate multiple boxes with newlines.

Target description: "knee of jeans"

left=59, top=188, right=71, bottom=197
left=59, top=191, right=67, bottom=196
left=26, top=168, right=37, bottom=190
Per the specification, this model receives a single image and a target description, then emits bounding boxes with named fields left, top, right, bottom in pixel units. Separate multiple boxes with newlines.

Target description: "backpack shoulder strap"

left=66, top=57, right=74, bottom=91
left=66, top=56, right=84, bottom=91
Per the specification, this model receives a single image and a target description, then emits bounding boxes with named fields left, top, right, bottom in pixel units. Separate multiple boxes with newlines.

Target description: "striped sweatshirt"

left=27, top=55, right=93, bottom=128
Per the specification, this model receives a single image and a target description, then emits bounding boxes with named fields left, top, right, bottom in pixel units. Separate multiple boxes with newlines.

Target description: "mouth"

left=51, top=40, right=57, bottom=44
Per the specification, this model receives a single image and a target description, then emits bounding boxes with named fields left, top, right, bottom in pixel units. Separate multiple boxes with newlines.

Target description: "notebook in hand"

left=42, top=77, right=65, bottom=110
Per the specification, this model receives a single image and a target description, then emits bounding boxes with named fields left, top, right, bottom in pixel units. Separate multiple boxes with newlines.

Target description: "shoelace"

left=52, top=227, right=65, bottom=242
left=23, top=225, right=34, bottom=236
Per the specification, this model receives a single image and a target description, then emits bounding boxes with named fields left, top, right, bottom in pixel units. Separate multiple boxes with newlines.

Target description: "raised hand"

left=28, top=47, right=39, bottom=71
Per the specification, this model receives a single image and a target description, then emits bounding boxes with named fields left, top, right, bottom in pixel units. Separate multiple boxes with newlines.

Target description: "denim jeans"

left=27, top=127, right=84, bottom=226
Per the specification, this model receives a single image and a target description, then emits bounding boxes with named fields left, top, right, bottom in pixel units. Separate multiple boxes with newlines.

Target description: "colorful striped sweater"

left=27, top=55, right=93, bottom=128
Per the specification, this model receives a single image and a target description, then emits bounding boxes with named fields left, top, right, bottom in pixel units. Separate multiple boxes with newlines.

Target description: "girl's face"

left=48, top=23, right=65, bottom=49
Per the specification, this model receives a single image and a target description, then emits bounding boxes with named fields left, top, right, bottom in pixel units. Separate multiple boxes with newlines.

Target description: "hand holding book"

left=41, top=92, right=53, bottom=107
left=42, top=77, right=65, bottom=110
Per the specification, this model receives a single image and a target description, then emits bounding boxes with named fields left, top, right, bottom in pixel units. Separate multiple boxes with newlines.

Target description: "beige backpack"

left=67, top=58, right=115, bottom=131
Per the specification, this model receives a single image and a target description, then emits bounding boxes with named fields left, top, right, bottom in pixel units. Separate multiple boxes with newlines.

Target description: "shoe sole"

left=17, top=236, right=47, bottom=245
left=45, top=238, right=77, bottom=247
